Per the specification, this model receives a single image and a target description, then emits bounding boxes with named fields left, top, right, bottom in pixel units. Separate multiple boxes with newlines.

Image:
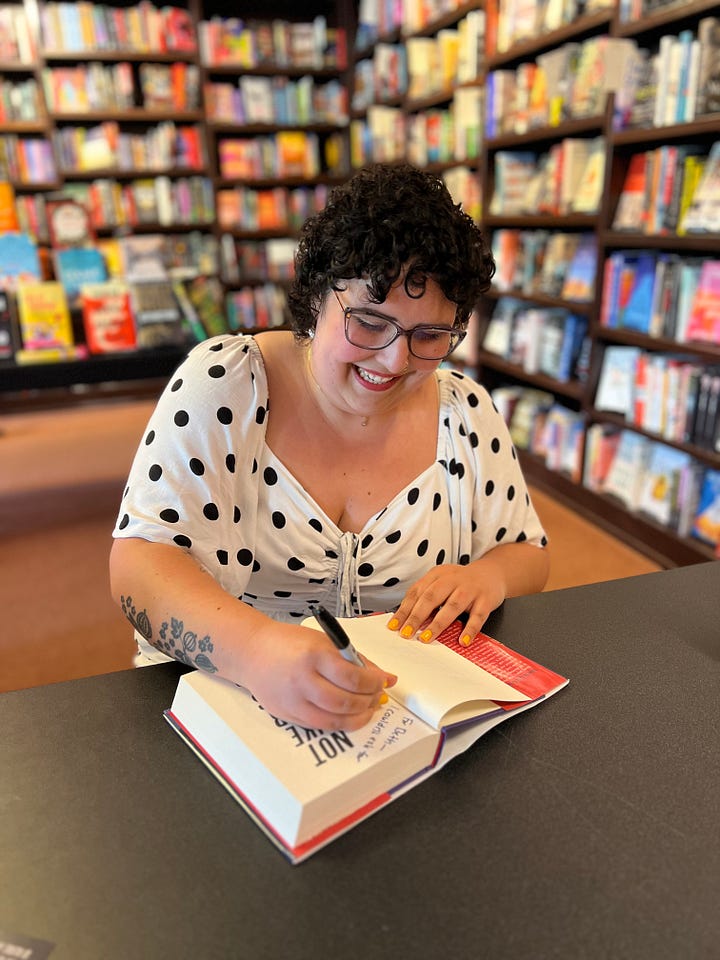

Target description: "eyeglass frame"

left=332, top=289, right=466, bottom=361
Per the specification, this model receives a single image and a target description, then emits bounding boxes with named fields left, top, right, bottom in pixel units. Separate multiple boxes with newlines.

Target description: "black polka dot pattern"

left=113, top=342, right=547, bottom=631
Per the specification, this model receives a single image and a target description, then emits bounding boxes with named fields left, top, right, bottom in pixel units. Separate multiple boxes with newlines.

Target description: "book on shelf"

left=119, top=233, right=186, bottom=349
left=613, top=153, right=649, bottom=231
left=165, top=614, right=568, bottom=864
left=53, top=247, right=108, bottom=304
left=687, top=368, right=720, bottom=450
left=685, top=260, right=720, bottom=345
left=45, top=196, right=95, bottom=248
left=0, top=288, right=19, bottom=360
left=600, top=429, right=653, bottom=512
left=184, top=275, right=230, bottom=338
left=483, top=296, right=522, bottom=357
left=676, top=154, right=707, bottom=236
left=694, top=17, right=720, bottom=119
left=540, top=404, right=585, bottom=480
left=0, top=232, right=42, bottom=290
left=678, top=141, right=720, bottom=235
left=636, top=443, right=693, bottom=527
left=692, top=469, right=720, bottom=547
left=0, top=182, right=19, bottom=233
left=595, top=345, right=641, bottom=418
left=489, top=151, right=537, bottom=215
left=583, top=423, right=622, bottom=492
left=162, top=7, right=197, bottom=53
left=542, top=312, right=588, bottom=383
left=536, top=233, right=580, bottom=298
left=508, top=389, right=555, bottom=450
left=569, top=37, right=637, bottom=120
left=14, top=279, right=83, bottom=363
left=560, top=235, right=597, bottom=302
left=569, top=137, right=606, bottom=215
left=80, top=280, right=137, bottom=354
left=600, top=250, right=660, bottom=335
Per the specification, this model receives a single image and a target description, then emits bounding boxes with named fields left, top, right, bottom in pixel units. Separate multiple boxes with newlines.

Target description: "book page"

left=303, top=614, right=531, bottom=729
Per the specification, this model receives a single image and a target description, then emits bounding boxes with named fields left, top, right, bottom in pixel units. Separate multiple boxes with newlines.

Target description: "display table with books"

left=1, top=563, right=718, bottom=960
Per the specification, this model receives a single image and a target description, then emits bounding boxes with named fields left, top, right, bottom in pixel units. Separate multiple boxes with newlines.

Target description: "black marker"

left=309, top=603, right=365, bottom=669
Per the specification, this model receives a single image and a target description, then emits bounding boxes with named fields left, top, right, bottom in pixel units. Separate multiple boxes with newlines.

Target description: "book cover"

left=0, top=232, right=42, bottom=290
left=601, top=429, right=652, bottom=511
left=692, top=469, right=720, bottom=546
left=613, top=152, right=649, bottom=232
left=595, top=345, right=641, bottom=418
left=685, top=260, right=720, bottom=343
left=15, top=279, right=75, bottom=352
left=185, top=275, right=230, bottom=337
left=46, top=196, right=94, bottom=248
left=165, top=616, right=568, bottom=863
left=560, top=235, right=597, bottom=302
left=53, top=246, right=107, bottom=302
left=80, top=279, right=137, bottom=354
left=694, top=16, right=720, bottom=118
left=637, top=443, right=691, bottom=527
left=569, top=137, right=606, bottom=214
left=679, top=141, right=720, bottom=234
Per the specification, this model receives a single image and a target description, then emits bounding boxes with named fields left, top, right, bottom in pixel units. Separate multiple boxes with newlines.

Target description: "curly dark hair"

left=287, top=162, right=495, bottom=339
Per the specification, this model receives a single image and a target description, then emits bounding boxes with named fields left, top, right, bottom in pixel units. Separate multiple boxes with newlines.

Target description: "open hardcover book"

left=164, top=615, right=568, bottom=863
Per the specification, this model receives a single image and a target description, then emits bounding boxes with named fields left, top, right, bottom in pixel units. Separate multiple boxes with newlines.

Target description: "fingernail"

left=460, top=634, right=472, bottom=647
left=400, top=625, right=413, bottom=639
left=388, top=617, right=399, bottom=631
left=379, top=693, right=388, bottom=705
left=419, top=629, right=432, bottom=643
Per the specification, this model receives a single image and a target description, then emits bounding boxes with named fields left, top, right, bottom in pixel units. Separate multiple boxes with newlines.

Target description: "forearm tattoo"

left=120, top=595, right=218, bottom=673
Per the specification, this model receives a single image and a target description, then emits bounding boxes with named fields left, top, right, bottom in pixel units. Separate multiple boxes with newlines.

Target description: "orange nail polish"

left=379, top=693, right=389, bottom=705
left=460, top=634, right=471, bottom=647
left=388, top=617, right=399, bottom=631
left=419, top=629, right=432, bottom=643
left=400, top=625, right=413, bottom=639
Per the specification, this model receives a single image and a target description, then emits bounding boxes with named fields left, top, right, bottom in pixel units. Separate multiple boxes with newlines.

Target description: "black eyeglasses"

left=333, top=290, right=466, bottom=361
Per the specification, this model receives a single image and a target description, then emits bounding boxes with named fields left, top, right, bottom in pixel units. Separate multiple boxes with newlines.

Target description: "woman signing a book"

left=110, top=162, right=549, bottom=732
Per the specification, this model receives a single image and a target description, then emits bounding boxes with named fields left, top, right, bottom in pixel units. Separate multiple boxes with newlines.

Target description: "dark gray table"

left=2, top=563, right=719, bottom=960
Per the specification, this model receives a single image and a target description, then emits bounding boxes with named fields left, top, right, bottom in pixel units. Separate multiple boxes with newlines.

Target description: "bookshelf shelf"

left=612, top=114, right=720, bottom=146
left=0, top=120, right=49, bottom=133
left=50, top=110, right=205, bottom=123
left=486, top=114, right=606, bottom=150
left=0, top=347, right=188, bottom=392
left=595, top=326, right=720, bottom=363
left=0, top=61, right=36, bottom=73
left=203, top=64, right=343, bottom=79
left=485, top=287, right=594, bottom=315
left=590, top=410, right=720, bottom=468
left=486, top=8, right=615, bottom=69
left=484, top=213, right=599, bottom=230
left=615, top=0, right=720, bottom=37
left=41, top=50, right=199, bottom=63
left=518, top=451, right=716, bottom=565
left=215, top=173, right=346, bottom=189
left=477, top=350, right=586, bottom=401
left=207, top=121, right=345, bottom=134
left=599, top=231, right=720, bottom=252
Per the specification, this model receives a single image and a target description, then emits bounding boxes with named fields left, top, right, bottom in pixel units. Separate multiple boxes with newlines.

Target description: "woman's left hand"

left=388, top=559, right=506, bottom=648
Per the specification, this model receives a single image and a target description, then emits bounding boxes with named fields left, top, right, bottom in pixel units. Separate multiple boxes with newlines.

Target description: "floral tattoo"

left=120, top=596, right=218, bottom=673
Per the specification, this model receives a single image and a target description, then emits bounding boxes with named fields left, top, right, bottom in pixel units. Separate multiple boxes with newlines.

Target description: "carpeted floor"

left=0, top=396, right=662, bottom=693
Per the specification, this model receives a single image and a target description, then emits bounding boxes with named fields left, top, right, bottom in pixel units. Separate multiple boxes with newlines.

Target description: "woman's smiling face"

left=308, top=277, right=457, bottom=421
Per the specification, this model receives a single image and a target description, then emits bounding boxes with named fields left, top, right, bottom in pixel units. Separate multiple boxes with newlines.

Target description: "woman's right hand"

left=239, top=621, right=396, bottom=732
